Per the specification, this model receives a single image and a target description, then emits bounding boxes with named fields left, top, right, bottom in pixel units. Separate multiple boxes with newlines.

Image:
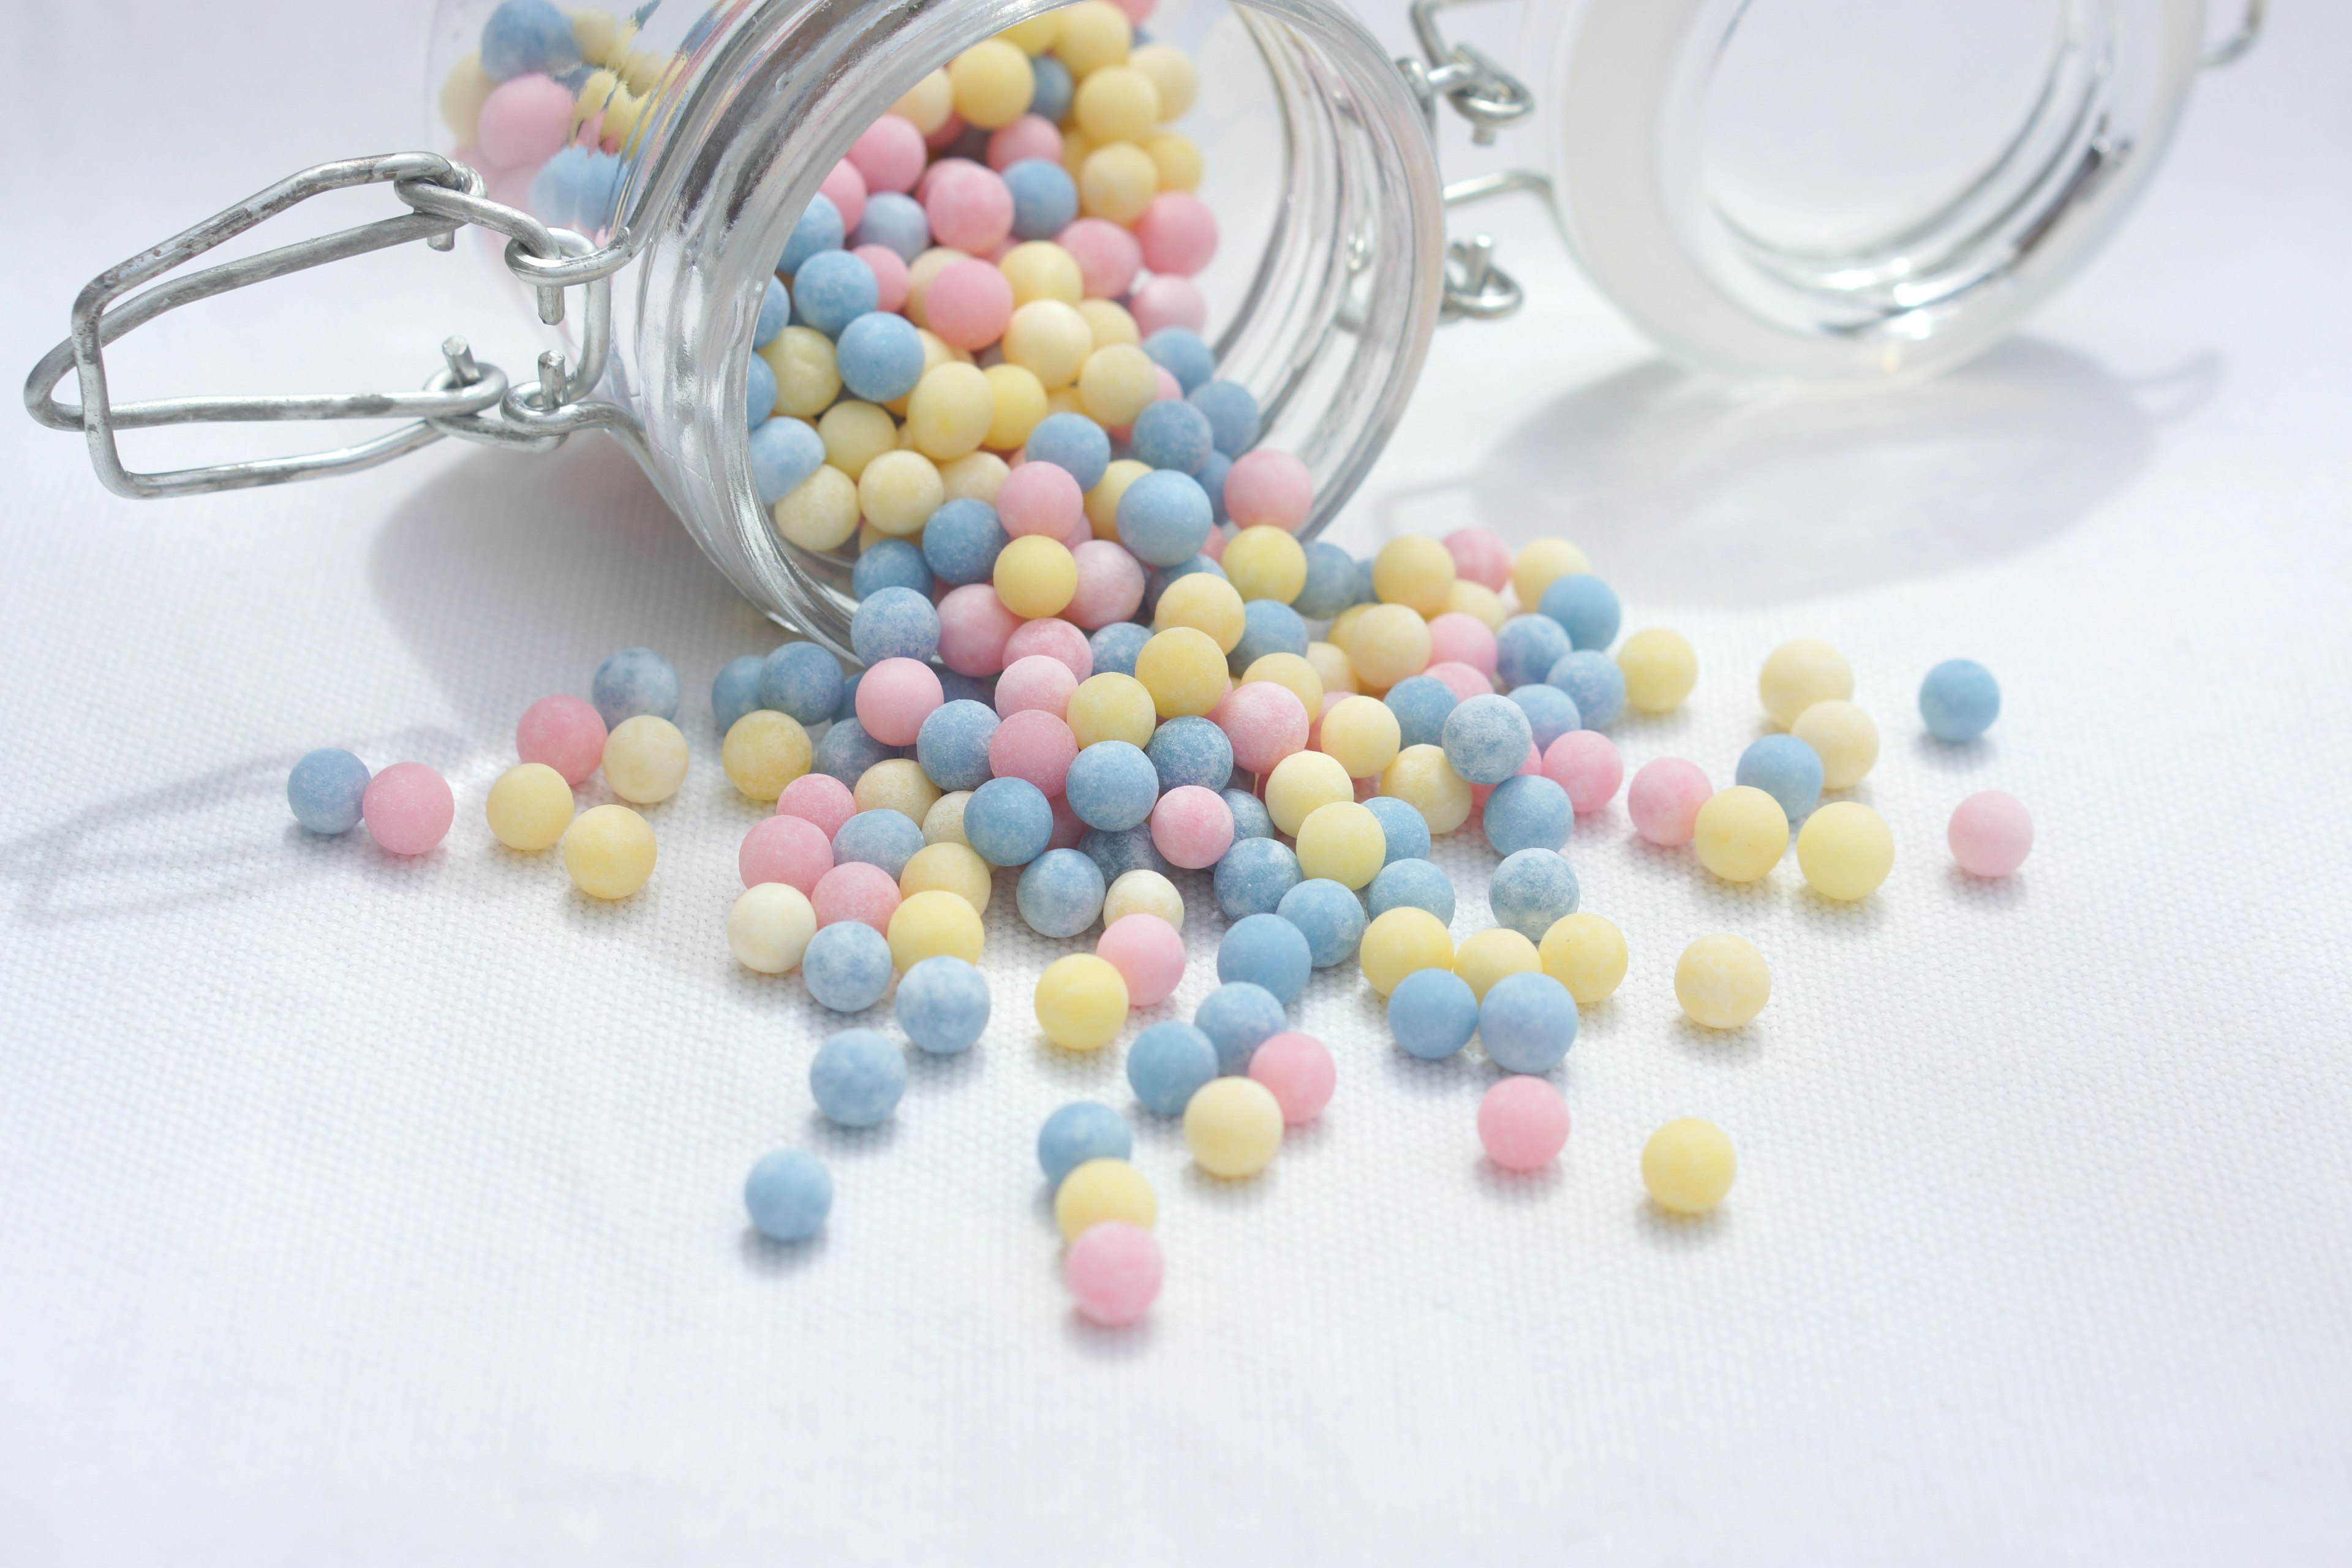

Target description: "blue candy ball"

left=592, top=647, right=681, bottom=727
left=1736, top=734, right=1825, bottom=821
left=849, top=585, right=941, bottom=666
left=851, top=538, right=932, bottom=600
left=1038, top=1101, right=1131, bottom=1188
left=1130, top=399, right=1215, bottom=474
left=1223, top=788, right=1275, bottom=842
left=793, top=249, right=878, bottom=336
left=1005, top=157, right=1080, bottom=240
left=1483, top=774, right=1572, bottom=857
left=1117, top=469, right=1214, bottom=567
left=1361, top=795, right=1431, bottom=864
left=1384, top=674, right=1460, bottom=750
left=1546, top=649, right=1624, bottom=729
left=1065, top=741, right=1161, bottom=831
left=1294, top=541, right=1359, bottom=619
left=754, top=274, right=791, bottom=348
left=748, top=415, right=826, bottom=505
left=835, top=311, right=926, bottom=403
left=1017, top=848, right=1107, bottom=938
left=759, top=641, right=843, bottom=726
left=1539, top=573, right=1621, bottom=652
left=1368, top=857, right=1455, bottom=924
left=851, top=191, right=930, bottom=262
left=937, top=669, right=997, bottom=706
left=895, top=954, right=991, bottom=1055
left=1142, top=327, right=1215, bottom=393
left=1187, top=379, right=1261, bottom=456
left=1088, top=620, right=1153, bottom=678
left=832, top=809, right=925, bottom=879
left=745, top=354, right=778, bottom=431
left=1195, top=982, right=1286, bottom=1074
left=1079, top=824, right=1169, bottom=881
left=1196, top=449, right=1233, bottom=526
left=964, top=776, right=1054, bottom=866
left=809, top=1027, right=907, bottom=1123
left=1442, top=693, right=1535, bottom=786
left=778, top=193, right=845, bottom=275
left=1488, top=848, right=1580, bottom=941
left=1506, top=683, right=1582, bottom=750
left=1025, top=412, right=1112, bottom=491
left=1387, top=967, right=1478, bottom=1060
left=1230, top=599, right=1309, bottom=673
left=480, top=0, right=579, bottom=79
left=1277, top=878, right=1367, bottom=968
left=1217, top=911, right=1312, bottom=1003
left=802, top=924, right=895, bottom=1013
left=743, top=1148, right=832, bottom=1242
left=1494, top=614, right=1570, bottom=690
left=711, top=655, right=766, bottom=734
left=287, top=747, right=371, bottom=834
left=1919, top=657, right=2001, bottom=742
left=1028, top=53, right=1075, bottom=123
left=1479, top=971, right=1578, bottom=1073
left=1212, top=835, right=1300, bottom=920
left=1145, top=715, right=1234, bottom=792
left=813, top=714, right=903, bottom=783
left=921, top=498, right=1008, bottom=586
left=914, top=699, right=1000, bottom=792
left=1127, top=1022, right=1220, bottom=1115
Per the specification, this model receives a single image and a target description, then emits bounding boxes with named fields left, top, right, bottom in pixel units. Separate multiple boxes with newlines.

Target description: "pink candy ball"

left=1057, top=218, right=1141, bottom=299
left=1478, top=1076, right=1570, bottom=1172
left=739, top=813, right=833, bottom=894
left=855, top=656, right=944, bottom=746
left=1626, top=757, right=1712, bottom=847
left=1065, top=540, right=1147, bottom=628
left=1134, top=192, right=1218, bottom=276
left=1129, top=274, right=1207, bottom=337
left=1443, top=527, right=1513, bottom=592
left=1198, top=524, right=1229, bottom=563
left=989, top=709, right=1079, bottom=795
left=923, top=257, right=1016, bottom=352
left=995, top=653, right=1080, bottom=718
left=1222, top=450, right=1312, bottom=532
left=937, top=583, right=1022, bottom=676
left=925, top=111, right=967, bottom=153
left=516, top=693, right=607, bottom=786
left=924, top=162, right=1014, bottom=255
left=1949, top=790, right=2034, bottom=877
left=1065, top=1219, right=1162, bottom=1327
left=361, top=761, right=454, bottom=856
left=1425, top=661, right=1495, bottom=703
left=1543, top=730, right=1624, bottom=815
left=855, top=244, right=911, bottom=313
left=1212, top=680, right=1309, bottom=774
left=1152, top=366, right=1183, bottom=405
left=1425, top=612, right=1498, bottom=677
left=1048, top=791, right=1087, bottom=851
left=813, top=859, right=902, bottom=933
left=1150, top=784, right=1234, bottom=870
left=818, top=158, right=868, bottom=235
left=995, top=460, right=1085, bottom=540
left=848, top=113, right=927, bottom=194
left=777, top=772, right=857, bottom=840
left=476, top=74, right=574, bottom=168
left=1002, top=617, right=1092, bottom=682
left=1108, top=0, right=1156, bottom=23
left=1306, top=688, right=1345, bottom=752
left=1249, top=1031, right=1335, bottom=1125
left=987, top=115, right=1064, bottom=170
left=1096, top=913, right=1186, bottom=1007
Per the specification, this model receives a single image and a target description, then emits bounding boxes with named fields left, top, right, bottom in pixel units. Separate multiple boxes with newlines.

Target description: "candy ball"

left=948, top=39, right=1036, bottom=129
left=1104, top=868, right=1183, bottom=930
left=743, top=1149, right=832, bottom=1243
left=760, top=641, right=846, bottom=727
left=1185, top=1076, right=1283, bottom=1178
left=1383, top=676, right=1458, bottom=750
left=1054, top=1156, right=1155, bottom=1240
left=1368, top=858, right=1455, bottom=925
left=995, top=653, right=1079, bottom=718
left=1642, top=1118, right=1736, bottom=1214
left=287, top=747, right=371, bottom=835
left=1385, top=967, right=1477, bottom=1060
left=803, top=919, right=897, bottom=1011
left=833, top=808, right=926, bottom=879
left=813, top=717, right=899, bottom=786
left=1065, top=1221, right=1163, bottom=1327
left=1759, top=638, right=1853, bottom=728
left=1616, top=628, right=1698, bottom=712
left=1035, top=952, right=1129, bottom=1050
left=1275, top=878, right=1366, bottom=969
left=1148, top=784, right=1235, bottom=870
left=1135, top=627, right=1231, bottom=717
left=720, top=710, right=813, bottom=802
left=1371, top=535, right=1456, bottom=617
left=937, top=582, right=1023, bottom=676
left=477, top=71, right=575, bottom=167
left=1214, top=680, right=1308, bottom=774
left=900, top=840, right=992, bottom=911
left=1488, top=848, right=1580, bottom=941
left=848, top=113, right=927, bottom=193
left=1065, top=541, right=1148, bottom=630
left=1541, top=731, right=1624, bottom=818
left=1379, top=744, right=1473, bottom=837
left=738, top=814, right=832, bottom=897
left=562, top=803, right=655, bottom=899
left=1261, top=750, right=1349, bottom=837
left=1545, top=648, right=1625, bottom=730
left=1949, top=790, right=2034, bottom=877
left=1735, top=734, right=1824, bottom=823
left=1189, top=982, right=1281, bottom=1075
left=728, top=882, right=818, bottom=973
left=591, top=647, right=680, bottom=727
left=986, top=709, right=1078, bottom=795
left=1509, top=538, right=1589, bottom=608
left=1442, top=695, right=1534, bottom=786
left=516, top=694, right=608, bottom=786
left=1117, top=467, right=1213, bottom=566
left=1212, top=835, right=1302, bottom=922
left=1154, top=571, right=1246, bottom=654
left=1127, top=1022, right=1219, bottom=1115
left=1017, top=846, right=1107, bottom=938
left=1479, top=1077, right=1570, bottom=1172
left=1316, top=695, right=1400, bottom=780
left=1478, top=970, right=1578, bottom=1073
left=812, top=860, right=903, bottom=933
left=1066, top=740, right=1160, bottom=832
left=1294, top=801, right=1385, bottom=889
left=1790, top=699, right=1880, bottom=790
left=921, top=793, right=974, bottom=848
left=1494, top=614, right=1569, bottom=691
left=778, top=772, right=858, bottom=839
left=1095, top=912, right=1186, bottom=1007
left=1428, top=613, right=1499, bottom=679
left=1538, top=572, right=1620, bottom=651
left=810, top=1028, right=907, bottom=1126
left=1482, top=774, right=1572, bottom=858
left=1216, top=911, right=1313, bottom=1005
left=1058, top=217, right=1142, bottom=300
left=1452, top=925, right=1539, bottom=1003
left=1693, top=786, right=1789, bottom=882
left=362, top=762, right=455, bottom=856
left=886, top=888, right=986, bottom=968
left=913, top=699, right=1000, bottom=793
left=1920, top=657, right=2001, bottom=742
left=1361, top=906, right=1455, bottom=998
left=1039, top=1101, right=1133, bottom=1189
left=1675, top=933, right=1770, bottom=1028
left=964, top=775, right=1054, bottom=865
left=1538, top=912, right=1627, bottom=1005
left=1795, top=801, right=1895, bottom=901
left=1249, top=1031, right=1334, bottom=1124
left=603, top=715, right=689, bottom=805
left=484, top=762, right=574, bottom=851
left=1349, top=604, right=1434, bottom=692
left=712, top=656, right=766, bottom=735
left=1626, top=758, right=1710, bottom=846
left=1065, top=672, right=1154, bottom=750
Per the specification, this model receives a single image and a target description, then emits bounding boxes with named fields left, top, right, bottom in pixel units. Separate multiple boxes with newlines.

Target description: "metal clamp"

left=2203, top=0, right=2265, bottom=68
left=23, top=152, right=633, bottom=498
left=1399, top=0, right=1540, bottom=324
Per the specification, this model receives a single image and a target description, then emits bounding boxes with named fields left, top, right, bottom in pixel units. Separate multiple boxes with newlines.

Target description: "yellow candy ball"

left=856, top=448, right=943, bottom=537
left=1002, top=300, right=1093, bottom=388
left=1153, top=570, right=1246, bottom=653
left=1074, top=64, right=1161, bottom=144
left=817, top=401, right=897, bottom=480
left=1361, top=906, right=1455, bottom=997
left=1453, top=926, right=1540, bottom=1001
left=1104, top=868, right=1183, bottom=929
left=1444, top=579, right=1507, bottom=631
left=761, top=325, right=838, bottom=418
left=922, top=791, right=971, bottom=846
left=1674, top=933, right=1771, bottom=1028
left=1134, top=627, right=1230, bottom=717
left=993, top=534, right=1079, bottom=620
left=484, top=762, right=574, bottom=851
left=981, top=363, right=1048, bottom=451
left=1348, top=603, right=1434, bottom=692
left=900, top=840, right=993, bottom=913
left=1304, top=640, right=1357, bottom=696
left=1510, top=537, right=1590, bottom=610
left=773, top=463, right=861, bottom=550
left=948, top=39, right=1035, bottom=129
left=1241, top=652, right=1322, bottom=719
left=1539, top=913, right=1628, bottom=1005
left=905, top=361, right=995, bottom=461
left=1693, top=785, right=1788, bottom=882
left=1379, top=744, right=1472, bottom=835
left=602, top=715, right=688, bottom=805
left=887, top=888, right=986, bottom=970
left=722, top=710, right=813, bottom=801
left=1035, top=952, right=1129, bottom=1050
left=1795, top=801, right=1894, bottom=900
left=1325, top=602, right=1371, bottom=654
left=1317, top=694, right=1400, bottom=778
left=1373, top=535, right=1456, bottom=617
left=562, top=802, right=656, bottom=899
left=1077, top=343, right=1158, bottom=427
left=1264, top=750, right=1352, bottom=836
left=998, top=13, right=1062, bottom=54
left=999, top=239, right=1084, bottom=307
left=892, top=69, right=955, bottom=135
left=1185, top=1076, right=1284, bottom=1178
left=1222, top=526, right=1308, bottom=605
left=1295, top=801, right=1385, bottom=889
left=1143, top=130, right=1202, bottom=192
left=439, top=53, right=494, bottom=141
left=726, top=881, right=815, bottom=973
left=853, top=756, right=939, bottom=823
left=1079, top=141, right=1159, bottom=225
left=1617, top=627, right=1698, bottom=713
left=1790, top=699, right=1879, bottom=790
left=1758, top=638, right=1855, bottom=729
left=1068, top=672, right=1158, bottom=748
left=1128, top=42, right=1198, bottom=119
left=1054, top=1156, right=1154, bottom=1240
left=1084, top=457, right=1151, bottom=539
left=939, top=450, right=1009, bottom=505
left=1054, top=1, right=1133, bottom=78
left=1643, top=1117, right=1737, bottom=1215
left=1077, top=297, right=1140, bottom=347
left=1060, top=125, right=1095, bottom=178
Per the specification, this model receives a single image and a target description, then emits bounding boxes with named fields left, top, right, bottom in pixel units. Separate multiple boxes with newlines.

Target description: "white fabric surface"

left=4, top=4, right=2350, bottom=1563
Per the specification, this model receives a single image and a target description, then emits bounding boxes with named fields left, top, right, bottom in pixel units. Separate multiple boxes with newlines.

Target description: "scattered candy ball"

left=603, top=714, right=690, bottom=805
left=1758, top=638, right=1852, bottom=729
left=361, top=761, right=455, bottom=857
left=1065, top=1219, right=1163, bottom=1326
left=728, top=882, right=818, bottom=973
left=287, top=747, right=371, bottom=835
left=1248, top=1031, right=1335, bottom=1125
left=744, top=1148, right=833, bottom=1243
left=1615, top=628, right=1697, bottom=713
left=1035, top=952, right=1129, bottom=1050
left=1642, top=1117, right=1737, bottom=1215
left=1054, top=1155, right=1156, bottom=1240
left=811, top=1028, right=908, bottom=1126
left=484, top=761, right=575, bottom=851
left=1795, top=801, right=1895, bottom=901
left=1478, top=1077, right=1570, bottom=1172
left=516, top=694, right=608, bottom=786
left=1693, top=785, right=1789, bottom=883
left=563, top=802, right=656, bottom=899
left=1918, top=657, right=2000, bottom=742
left=1039, top=1101, right=1133, bottom=1188
left=1184, top=1075, right=1284, bottom=1177
left=1538, top=913, right=1627, bottom=1005
left=1674, top=934, right=1771, bottom=1030
left=1790, top=699, right=1879, bottom=791
left=804, top=919, right=895, bottom=1011
left=1477, top=971, right=1578, bottom=1073
left=1949, top=790, right=2034, bottom=877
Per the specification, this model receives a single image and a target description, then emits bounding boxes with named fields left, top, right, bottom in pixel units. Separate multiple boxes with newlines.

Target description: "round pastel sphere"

left=287, top=747, right=371, bottom=835
left=1537, top=653, right=1618, bottom=735
left=516, top=694, right=608, bottom=786
left=1795, top=801, right=1895, bottom=901
left=812, top=858, right=904, bottom=934
left=848, top=112, right=926, bottom=192
left=1145, top=784, right=1232, bottom=871
left=1092, top=912, right=1183, bottom=1007
left=1506, top=684, right=1581, bottom=753
left=1453, top=925, right=1539, bottom=1003
left=1131, top=398, right=1215, bottom=475
left=920, top=792, right=973, bottom=848
left=758, top=642, right=845, bottom=728
left=562, top=803, right=655, bottom=899
left=1134, top=627, right=1231, bottom=718
left=719, top=710, right=812, bottom=804
left=1509, top=537, right=1591, bottom=608
left=948, top=38, right=1035, bottom=129
left=1310, top=696, right=1398, bottom=785
left=993, top=534, right=1080, bottom=620
left=1344, top=605, right=1432, bottom=694
left=1488, top=848, right=1580, bottom=941
left=1229, top=603, right=1310, bottom=683
left=1735, top=734, right=1824, bottom=823
left=835, top=799, right=930, bottom=873
left=1482, top=774, right=1572, bottom=858
left=1479, top=1077, right=1571, bottom=1172
left=778, top=771, right=858, bottom=839
left=1950, top=790, right=2034, bottom=877
left=1434, top=527, right=1507, bottom=593
left=743, top=1149, right=832, bottom=1243
left=912, top=699, right=1000, bottom=793
left=835, top=309, right=925, bottom=403
left=1246, top=1031, right=1334, bottom=1126
left=802, top=921, right=896, bottom=1012
left=1184, top=1076, right=1283, bottom=1178
left=1286, top=801, right=1378, bottom=891
left=1919, top=657, right=2001, bottom=742
left=1382, top=675, right=1459, bottom=751
left=886, top=888, right=986, bottom=970
left=1126, top=1022, right=1219, bottom=1116
left=904, top=361, right=995, bottom=462
left=1347, top=801, right=1422, bottom=872
left=1222, top=786, right=1275, bottom=844
left=851, top=537, right=930, bottom=601
left=853, top=190, right=930, bottom=260
left=1207, top=537, right=1304, bottom=622
left=1209, top=680, right=1305, bottom=776
left=361, top=761, right=454, bottom=856
left=1061, top=672, right=1150, bottom=750
left=1479, top=970, right=1578, bottom=1073
left=1791, top=699, right=1880, bottom=790
left=1061, top=740, right=1156, bottom=832
left=1759, top=638, right=1854, bottom=729
left=992, top=464, right=1082, bottom=547
left=476, top=71, right=573, bottom=166
left=1153, top=571, right=1246, bottom=655
left=1216, top=911, right=1313, bottom=1005
left=850, top=584, right=942, bottom=672
left=751, top=419, right=831, bottom=509
left=810, top=1028, right=907, bottom=1126
left=1116, top=467, right=1213, bottom=567
left=1212, top=836, right=1302, bottom=922
left=1078, top=342, right=1159, bottom=428
left=1063, top=541, right=1147, bottom=630
left=1065, top=1221, right=1162, bottom=1327
left=1361, top=906, right=1455, bottom=998
left=1039, top=1101, right=1133, bottom=1190
left=1643, top=1118, right=1736, bottom=1215
left=1426, top=613, right=1498, bottom=680
left=937, top=583, right=1022, bottom=676
left=1386, top=967, right=1477, bottom=1060
left=1441, top=695, right=1534, bottom=786
left=484, top=762, right=574, bottom=851
left=922, top=499, right=1008, bottom=589
left=900, top=840, right=991, bottom=912
left=792, top=248, right=879, bottom=336
left=995, top=653, right=1079, bottom=719
left=1003, top=156, right=1079, bottom=241
left=1078, top=141, right=1159, bottom=225
left=1426, top=662, right=1496, bottom=706
left=1188, top=983, right=1282, bottom=1077
left=1239, top=654, right=1322, bottom=727
left=1493, top=614, right=1568, bottom=693
left=741, top=813, right=833, bottom=894
left=1368, top=858, right=1455, bottom=925
left=1054, top=1156, right=1155, bottom=1242
left=1694, top=786, right=1789, bottom=882
left=1058, top=216, right=1142, bottom=300
left=924, top=165, right=1015, bottom=258
left=1379, top=744, right=1472, bottom=837
left=986, top=708, right=1078, bottom=795
left=849, top=659, right=940, bottom=752
left=1539, top=912, right=1627, bottom=1006
left=1104, top=868, right=1183, bottom=930
left=1605, top=630, right=1694, bottom=718
left=602, top=715, right=689, bottom=805
left=1537, top=571, right=1620, bottom=652
left=1675, top=933, right=1771, bottom=1030
left=1366, top=535, right=1452, bottom=618
left=1035, top=952, right=1130, bottom=1050
left=591, top=647, right=680, bottom=728
left=1626, top=758, right=1710, bottom=846
left=1016, top=848, right=1108, bottom=938
left=1255, top=753, right=1343, bottom=840
left=1531, top=734, right=1616, bottom=821
left=1270, top=878, right=1363, bottom=970
left=964, top=775, right=1054, bottom=865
